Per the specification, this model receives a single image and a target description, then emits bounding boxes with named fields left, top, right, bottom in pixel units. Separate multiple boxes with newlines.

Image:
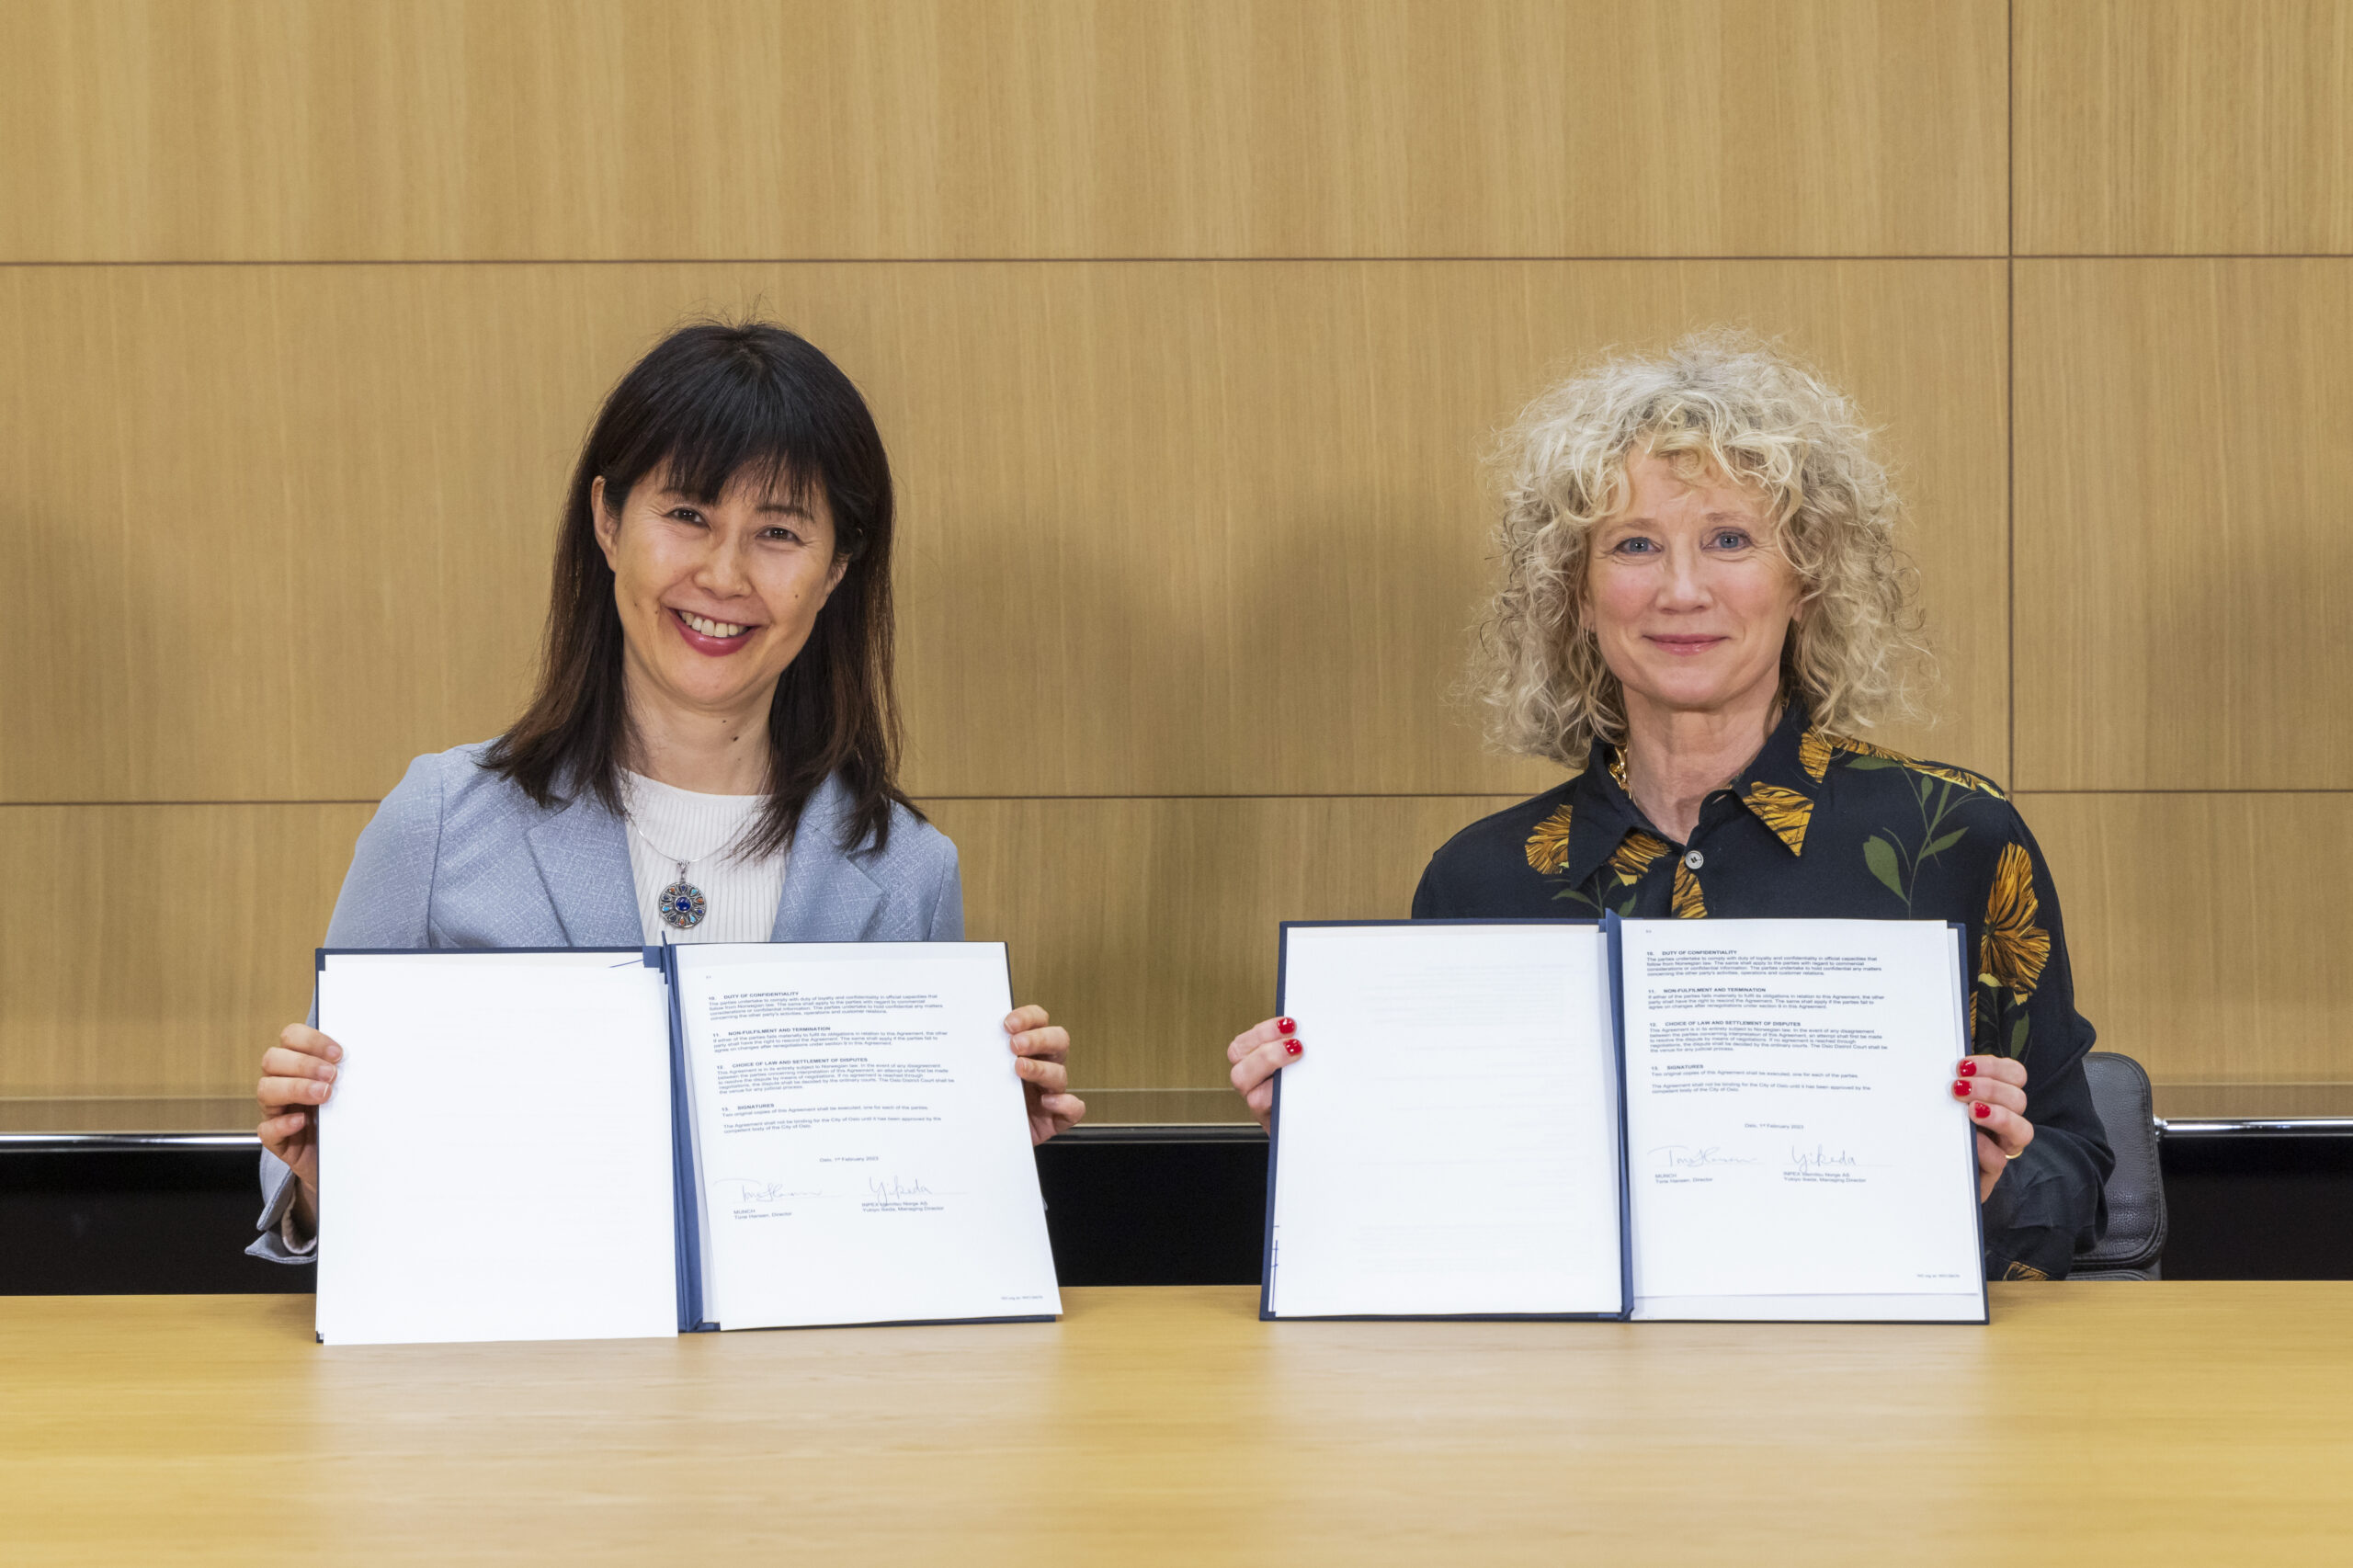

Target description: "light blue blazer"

left=249, top=742, right=962, bottom=1262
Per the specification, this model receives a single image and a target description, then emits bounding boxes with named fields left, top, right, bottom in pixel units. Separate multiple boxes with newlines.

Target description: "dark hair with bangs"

left=483, top=318, right=916, bottom=858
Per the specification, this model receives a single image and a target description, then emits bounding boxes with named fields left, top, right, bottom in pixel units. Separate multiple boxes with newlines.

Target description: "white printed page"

left=315, top=953, right=680, bottom=1346
left=1267, top=923, right=1624, bottom=1318
left=673, top=942, right=1061, bottom=1329
left=1620, top=919, right=1984, bottom=1322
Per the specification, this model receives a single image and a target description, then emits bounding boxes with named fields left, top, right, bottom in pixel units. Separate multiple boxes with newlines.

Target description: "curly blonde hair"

left=1472, top=331, right=1928, bottom=767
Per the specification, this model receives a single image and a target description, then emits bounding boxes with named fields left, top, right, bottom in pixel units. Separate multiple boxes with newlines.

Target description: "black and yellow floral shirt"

left=1412, top=701, right=2113, bottom=1281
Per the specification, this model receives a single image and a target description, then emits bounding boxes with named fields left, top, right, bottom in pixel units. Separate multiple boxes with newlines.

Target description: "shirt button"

left=1683, top=850, right=1705, bottom=870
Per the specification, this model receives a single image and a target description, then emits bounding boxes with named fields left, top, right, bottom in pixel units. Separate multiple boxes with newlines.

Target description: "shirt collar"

left=1552, top=751, right=1645, bottom=893
left=1554, top=701, right=1824, bottom=885
left=1729, top=700, right=1823, bottom=857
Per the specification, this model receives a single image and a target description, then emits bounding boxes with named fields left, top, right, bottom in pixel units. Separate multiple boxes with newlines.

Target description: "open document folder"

left=1262, top=917, right=1987, bottom=1324
left=313, top=943, right=1060, bottom=1346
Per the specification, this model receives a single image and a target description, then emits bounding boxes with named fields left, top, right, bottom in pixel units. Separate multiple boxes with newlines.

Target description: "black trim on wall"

left=1035, top=1125, right=1269, bottom=1287
left=2, top=1126, right=2347, bottom=1294
left=0, top=1147, right=313, bottom=1295
left=2156, top=1133, right=2353, bottom=1280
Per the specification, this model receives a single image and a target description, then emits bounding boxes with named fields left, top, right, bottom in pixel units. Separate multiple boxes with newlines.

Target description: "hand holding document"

left=1262, top=918, right=1986, bottom=1324
left=313, top=943, right=1058, bottom=1346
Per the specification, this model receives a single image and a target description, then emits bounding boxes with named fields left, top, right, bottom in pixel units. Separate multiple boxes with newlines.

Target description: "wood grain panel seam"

left=2005, top=0, right=2016, bottom=791
left=2016, top=253, right=2353, bottom=260
left=0, top=801, right=382, bottom=809
left=916, top=794, right=1552, bottom=802
left=2009, top=790, right=2353, bottom=797
left=0, top=256, right=2016, bottom=269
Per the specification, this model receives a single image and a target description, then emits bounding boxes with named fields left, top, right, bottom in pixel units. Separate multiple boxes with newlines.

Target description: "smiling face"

left=1585, top=450, right=1804, bottom=726
left=592, top=462, right=848, bottom=748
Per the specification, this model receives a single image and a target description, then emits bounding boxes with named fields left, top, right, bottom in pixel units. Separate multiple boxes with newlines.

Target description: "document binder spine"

left=1602, top=913, right=1636, bottom=1322
left=1257, top=926, right=1293, bottom=1322
left=1949, top=921, right=1993, bottom=1326
left=654, top=944, right=717, bottom=1334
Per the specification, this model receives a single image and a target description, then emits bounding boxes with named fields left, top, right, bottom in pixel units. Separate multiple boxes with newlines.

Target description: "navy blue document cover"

left=318, top=944, right=1058, bottom=1336
left=1256, top=917, right=1989, bottom=1326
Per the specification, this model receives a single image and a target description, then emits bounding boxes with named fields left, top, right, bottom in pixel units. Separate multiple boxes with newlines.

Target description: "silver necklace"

left=630, top=819, right=737, bottom=932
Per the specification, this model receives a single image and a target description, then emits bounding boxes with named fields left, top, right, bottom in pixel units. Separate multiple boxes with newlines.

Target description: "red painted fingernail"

left=1958, top=1061, right=1977, bottom=1077
left=1973, top=1103, right=1992, bottom=1119
left=1285, top=1041, right=1302, bottom=1056
left=1951, top=1080, right=1972, bottom=1097
left=1279, top=1018, right=1297, bottom=1034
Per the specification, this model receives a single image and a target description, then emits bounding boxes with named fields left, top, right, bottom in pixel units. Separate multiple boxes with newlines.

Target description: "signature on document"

left=1650, top=1144, right=1761, bottom=1171
left=716, top=1177, right=823, bottom=1203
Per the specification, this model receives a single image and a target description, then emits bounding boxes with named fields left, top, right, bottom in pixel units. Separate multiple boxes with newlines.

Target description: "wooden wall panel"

left=0, top=259, right=2010, bottom=808
left=21, top=790, right=2346, bottom=1101
left=0, top=795, right=1510, bottom=1108
left=0, top=803, right=369, bottom=1098
left=2014, top=261, right=2353, bottom=790
left=2020, top=792, right=2353, bottom=1086
left=0, top=0, right=2006, bottom=262
left=2017, top=1, right=2353, bottom=256
left=26, top=3, right=2351, bottom=1115
left=934, top=794, right=1520, bottom=1120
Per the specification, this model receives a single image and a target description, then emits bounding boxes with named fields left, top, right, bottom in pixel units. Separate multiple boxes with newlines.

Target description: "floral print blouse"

left=1411, top=701, right=2113, bottom=1281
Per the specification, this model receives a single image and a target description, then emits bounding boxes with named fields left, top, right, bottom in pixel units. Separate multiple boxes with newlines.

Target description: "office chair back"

left=2072, top=1051, right=2167, bottom=1279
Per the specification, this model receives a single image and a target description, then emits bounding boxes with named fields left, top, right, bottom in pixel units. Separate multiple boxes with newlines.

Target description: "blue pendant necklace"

left=632, top=823, right=713, bottom=931
left=655, top=863, right=709, bottom=930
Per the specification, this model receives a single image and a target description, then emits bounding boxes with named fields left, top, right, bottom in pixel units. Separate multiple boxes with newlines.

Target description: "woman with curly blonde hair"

left=1227, top=333, right=2111, bottom=1281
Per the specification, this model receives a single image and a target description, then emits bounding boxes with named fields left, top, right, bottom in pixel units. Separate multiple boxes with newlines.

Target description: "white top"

left=619, top=770, right=791, bottom=945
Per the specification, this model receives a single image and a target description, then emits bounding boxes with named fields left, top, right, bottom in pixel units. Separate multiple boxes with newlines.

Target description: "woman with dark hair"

left=248, top=321, right=1083, bottom=1262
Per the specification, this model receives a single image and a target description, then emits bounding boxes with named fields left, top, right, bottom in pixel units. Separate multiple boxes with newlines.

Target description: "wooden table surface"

left=6, top=1284, right=2351, bottom=1564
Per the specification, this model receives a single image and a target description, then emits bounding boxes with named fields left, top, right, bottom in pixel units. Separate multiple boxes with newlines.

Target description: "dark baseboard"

left=2154, top=1132, right=2353, bottom=1280
left=1, top=1125, right=2345, bottom=1294
left=1035, top=1125, right=1270, bottom=1287
left=0, top=1148, right=316, bottom=1295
